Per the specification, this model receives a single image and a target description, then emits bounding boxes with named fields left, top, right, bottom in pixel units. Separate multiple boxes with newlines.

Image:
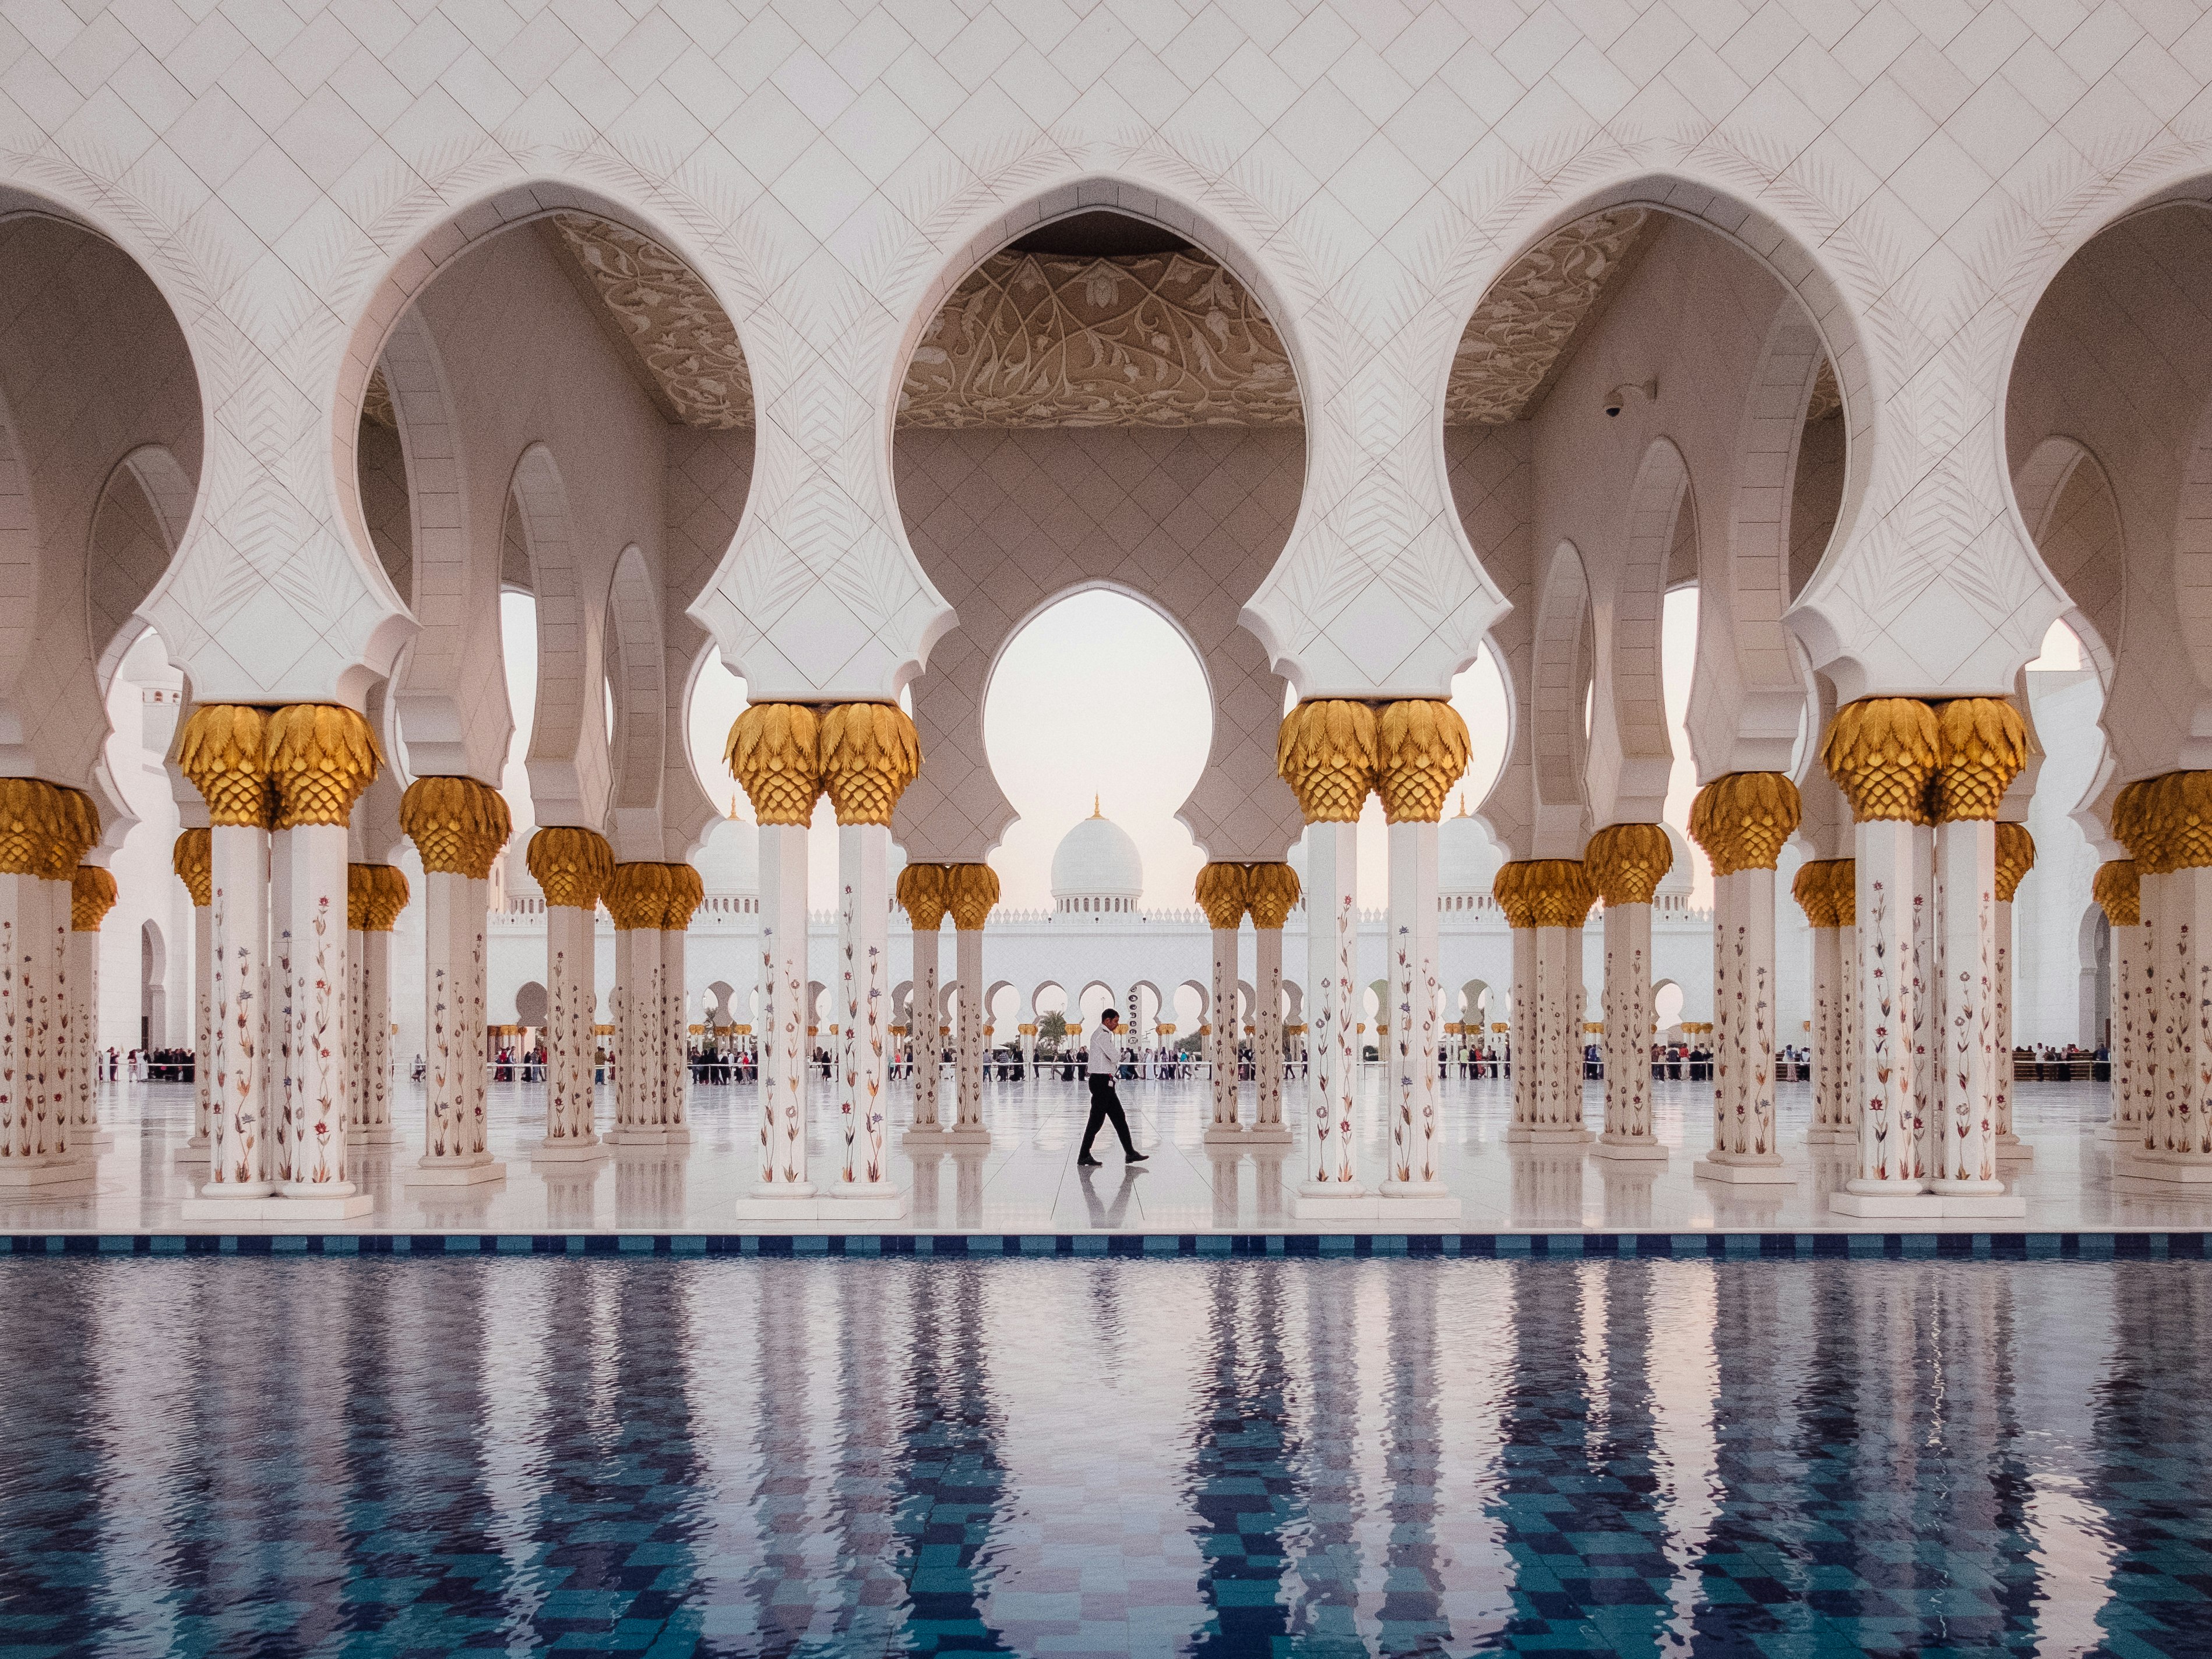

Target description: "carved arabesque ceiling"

left=358, top=210, right=1840, bottom=433
left=1445, top=208, right=1651, bottom=424
left=900, top=251, right=1300, bottom=427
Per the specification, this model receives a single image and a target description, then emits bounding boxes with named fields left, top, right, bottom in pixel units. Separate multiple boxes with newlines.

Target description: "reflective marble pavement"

left=5, top=1072, right=2203, bottom=1236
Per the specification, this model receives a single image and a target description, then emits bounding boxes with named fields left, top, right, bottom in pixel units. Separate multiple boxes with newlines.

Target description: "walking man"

left=1078, top=1008, right=1146, bottom=1167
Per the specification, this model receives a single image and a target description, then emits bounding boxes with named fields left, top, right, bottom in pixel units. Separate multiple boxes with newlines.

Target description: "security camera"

left=1604, top=379, right=1657, bottom=417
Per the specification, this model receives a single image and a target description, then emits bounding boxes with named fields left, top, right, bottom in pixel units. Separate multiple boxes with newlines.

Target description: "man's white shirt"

left=1088, top=1024, right=1122, bottom=1076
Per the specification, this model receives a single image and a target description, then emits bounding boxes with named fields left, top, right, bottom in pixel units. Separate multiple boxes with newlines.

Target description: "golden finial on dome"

left=1093, top=794, right=1101, bottom=818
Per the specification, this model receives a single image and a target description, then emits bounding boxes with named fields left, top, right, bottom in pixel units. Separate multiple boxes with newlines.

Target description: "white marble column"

left=901, top=894, right=945, bottom=1140
left=605, top=867, right=667, bottom=1147
left=2094, top=860, right=2141, bottom=1146
left=271, top=819, right=364, bottom=1210
left=1928, top=818, right=2006, bottom=1197
left=1588, top=825, right=1671, bottom=1161
left=1197, top=864, right=1246, bottom=1143
left=68, top=866, right=115, bottom=1150
left=1246, top=880, right=1294, bottom=1144
left=2140, top=857, right=2212, bottom=1181
left=181, top=833, right=213, bottom=1159
left=398, top=775, right=508, bottom=1189
left=1696, top=867, right=1790, bottom=1184
left=1794, top=860, right=1848, bottom=1145
left=1597, top=898, right=1658, bottom=1156
left=1833, top=860, right=1858, bottom=1153
left=353, top=870, right=402, bottom=1145
left=1507, top=920, right=1537, bottom=1133
left=1294, top=820, right=1365, bottom=1212
left=345, top=865, right=368, bottom=1145
left=950, top=921, right=987, bottom=1142
left=1382, top=819, right=1451, bottom=1208
left=0, top=837, right=72, bottom=1186
left=204, top=817, right=273, bottom=1199
left=1835, top=819, right=1936, bottom=1211
left=661, top=866, right=700, bottom=1144
left=829, top=822, right=901, bottom=1213
left=741, top=820, right=815, bottom=1207
left=525, top=827, right=612, bottom=1160
left=1991, top=823, right=2033, bottom=1164
left=1537, top=919, right=1589, bottom=1140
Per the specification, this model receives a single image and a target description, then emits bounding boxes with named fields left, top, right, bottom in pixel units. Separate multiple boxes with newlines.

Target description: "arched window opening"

left=982, top=589, right=1210, bottom=913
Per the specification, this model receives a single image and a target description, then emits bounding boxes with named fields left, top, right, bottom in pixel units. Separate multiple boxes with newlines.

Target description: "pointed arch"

left=600, top=548, right=667, bottom=845
left=1530, top=543, right=1593, bottom=857
left=1589, top=439, right=1688, bottom=827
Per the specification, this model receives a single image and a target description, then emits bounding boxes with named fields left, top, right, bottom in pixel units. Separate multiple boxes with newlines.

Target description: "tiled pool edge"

left=8, top=1231, right=2212, bottom=1259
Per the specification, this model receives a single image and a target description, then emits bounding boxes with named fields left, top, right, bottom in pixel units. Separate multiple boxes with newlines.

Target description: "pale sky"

left=499, top=585, right=2087, bottom=916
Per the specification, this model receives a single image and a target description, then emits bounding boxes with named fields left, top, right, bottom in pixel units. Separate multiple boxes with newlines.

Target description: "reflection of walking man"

left=1078, top=1008, right=1147, bottom=1167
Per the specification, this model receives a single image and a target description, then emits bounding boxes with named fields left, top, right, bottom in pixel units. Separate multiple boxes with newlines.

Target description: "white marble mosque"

left=3, top=0, right=2209, bottom=1232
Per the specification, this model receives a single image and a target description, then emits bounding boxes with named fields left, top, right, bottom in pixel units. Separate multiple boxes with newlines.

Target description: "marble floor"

left=6, top=1070, right=2206, bottom=1236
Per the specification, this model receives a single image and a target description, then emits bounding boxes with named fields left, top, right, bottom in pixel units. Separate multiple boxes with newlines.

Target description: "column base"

left=823, top=1184, right=908, bottom=1218
left=1506, top=1125, right=1592, bottom=1146
left=602, top=1126, right=667, bottom=1147
left=404, top=1157, right=507, bottom=1188
left=172, top=1144, right=211, bottom=1165
left=346, top=1126, right=400, bottom=1147
left=661, top=1125, right=693, bottom=1146
left=942, top=1125, right=991, bottom=1146
left=731, top=1185, right=826, bottom=1220
left=1376, top=1182, right=1461, bottom=1219
left=527, top=1138, right=610, bottom=1163
left=1995, top=1136, right=2035, bottom=1166
left=1830, top=1188, right=2024, bottom=1217
left=1592, top=1135, right=1668, bottom=1161
left=1804, top=1128, right=1855, bottom=1146
left=1694, top=1156, right=1795, bottom=1185
left=900, top=1123, right=945, bottom=1149
left=1244, top=1123, right=1294, bottom=1145
left=1203, top=1123, right=1246, bottom=1144
left=181, top=1192, right=376, bottom=1221
left=0, top=1157, right=93, bottom=1189
left=2119, top=1151, right=2212, bottom=1184
left=1289, top=1186, right=1379, bottom=1221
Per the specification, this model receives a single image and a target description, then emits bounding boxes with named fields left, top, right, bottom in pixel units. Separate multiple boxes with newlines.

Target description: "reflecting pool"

left=2, top=1259, right=2208, bottom=1656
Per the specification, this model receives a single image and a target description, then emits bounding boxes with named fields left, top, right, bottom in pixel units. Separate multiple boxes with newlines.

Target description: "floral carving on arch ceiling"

left=357, top=209, right=1837, bottom=432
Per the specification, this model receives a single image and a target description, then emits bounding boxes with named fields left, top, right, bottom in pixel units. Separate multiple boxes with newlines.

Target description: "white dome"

left=1051, top=808, right=1143, bottom=900
left=1657, top=822, right=1695, bottom=897
left=696, top=815, right=758, bottom=894
left=1438, top=809, right=1504, bottom=895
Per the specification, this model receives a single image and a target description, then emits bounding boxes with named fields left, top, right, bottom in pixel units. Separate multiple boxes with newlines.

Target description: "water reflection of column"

left=478, top=1253, right=553, bottom=1635
left=87, top=1263, right=193, bottom=1649
left=2094, top=861, right=2141, bottom=1145
left=892, top=1268, right=1016, bottom=1653
left=1186, top=1265, right=1296, bottom=1654
left=1289, top=1262, right=1364, bottom=1636
left=1649, top=1260, right=1721, bottom=1644
left=1378, top=1263, right=1448, bottom=1649
left=173, top=828, right=214, bottom=1158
